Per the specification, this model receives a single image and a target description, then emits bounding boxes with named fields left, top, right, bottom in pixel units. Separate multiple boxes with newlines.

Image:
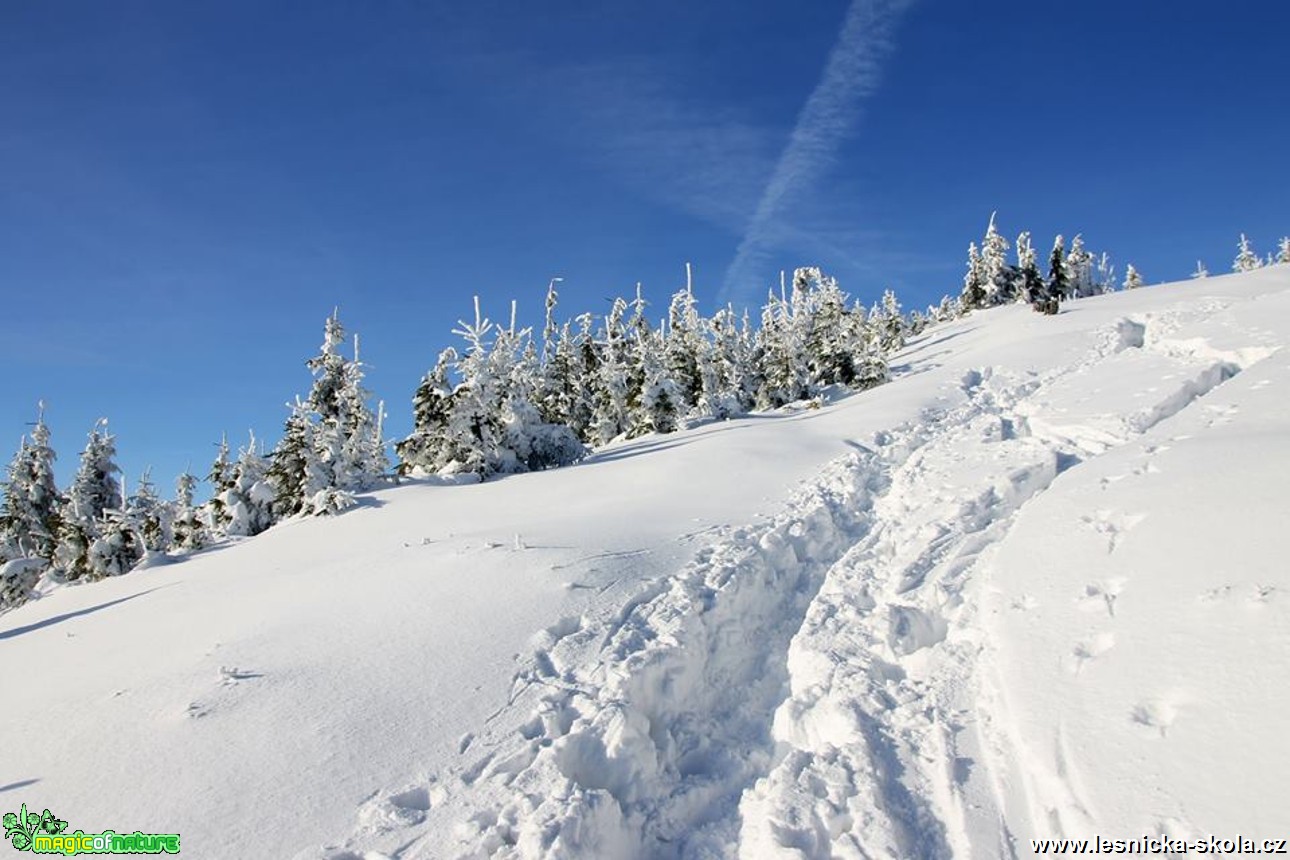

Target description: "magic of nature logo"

left=3, top=804, right=179, bottom=854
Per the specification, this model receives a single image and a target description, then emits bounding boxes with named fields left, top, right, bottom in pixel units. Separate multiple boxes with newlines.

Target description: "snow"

left=3, top=268, right=1289, bottom=859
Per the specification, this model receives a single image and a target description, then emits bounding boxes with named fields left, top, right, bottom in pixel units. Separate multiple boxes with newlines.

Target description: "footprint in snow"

left=1202, top=403, right=1239, bottom=426
left=1068, top=632, right=1115, bottom=674
left=1130, top=459, right=1162, bottom=478
left=356, top=783, right=437, bottom=831
left=1011, top=594, right=1039, bottom=612
left=1076, top=579, right=1125, bottom=618
left=1079, top=510, right=1146, bottom=553
left=1131, top=698, right=1178, bottom=739
left=1198, top=584, right=1233, bottom=603
left=219, top=666, right=264, bottom=686
left=1249, top=584, right=1277, bottom=605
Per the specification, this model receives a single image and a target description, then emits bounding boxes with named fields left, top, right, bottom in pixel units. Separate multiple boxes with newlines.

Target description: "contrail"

left=719, top=0, right=915, bottom=306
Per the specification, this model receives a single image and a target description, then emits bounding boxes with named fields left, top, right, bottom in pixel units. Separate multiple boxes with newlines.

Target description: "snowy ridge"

left=301, top=284, right=1280, bottom=860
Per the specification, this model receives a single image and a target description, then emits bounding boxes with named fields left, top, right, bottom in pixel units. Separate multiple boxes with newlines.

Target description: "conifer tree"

left=980, top=214, right=1013, bottom=305
left=1016, top=232, right=1045, bottom=306
left=1123, top=264, right=1144, bottom=289
left=878, top=289, right=906, bottom=353
left=126, top=470, right=170, bottom=556
left=1095, top=252, right=1116, bottom=294
left=567, top=313, right=599, bottom=439
left=805, top=274, right=855, bottom=387
left=664, top=270, right=704, bottom=411
left=53, top=420, right=123, bottom=581
left=1192, top=260, right=1209, bottom=279
left=499, top=326, right=584, bottom=472
left=1233, top=234, right=1263, bottom=272
left=590, top=297, right=633, bottom=445
left=1277, top=237, right=1290, bottom=265
left=1065, top=235, right=1094, bottom=298
left=961, top=242, right=986, bottom=310
left=635, top=328, right=682, bottom=435
left=755, top=288, right=799, bottom=408
left=86, top=507, right=142, bottom=579
left=204, top=435, right=236, bottom=535
left=0, top=405, right=61, bottom=562
left=221, top=433, right=276, bottom=535
left=1043, top=236, right=1068, bottom=312
left=171, top=472, right=206, bottom=551
left=267, top=401, right=316, bottom=519
left=396, top=348, right=457, bottom=476
left=304, top=312, right=385, bottom=500
left=710, top=305, right=756, bottom=413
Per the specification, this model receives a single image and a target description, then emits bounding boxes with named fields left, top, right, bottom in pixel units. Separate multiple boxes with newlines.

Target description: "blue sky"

left=2, top=0, right=1287, bottom=491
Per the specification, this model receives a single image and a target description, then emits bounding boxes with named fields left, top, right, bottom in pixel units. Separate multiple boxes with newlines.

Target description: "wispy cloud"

left=499, top=55, right=778, bottom=234
left=719, top=0, right=915, bottom=306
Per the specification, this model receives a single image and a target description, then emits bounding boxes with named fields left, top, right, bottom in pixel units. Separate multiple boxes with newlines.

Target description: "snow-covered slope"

left=3, top=269, right=1288, bottom=859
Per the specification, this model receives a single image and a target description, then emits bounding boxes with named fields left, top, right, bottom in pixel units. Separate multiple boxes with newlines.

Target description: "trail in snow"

left=306, top=295, right=1276, bottom=860
left=740, top=302, right=1276, bottom=859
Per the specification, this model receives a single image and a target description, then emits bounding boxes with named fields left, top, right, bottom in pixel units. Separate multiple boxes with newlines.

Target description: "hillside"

left=3, top=268, right=1289, bottom=859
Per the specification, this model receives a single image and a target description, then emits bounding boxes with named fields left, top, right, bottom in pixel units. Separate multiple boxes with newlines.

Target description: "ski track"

left=308, top=300, right=1275, bottom=860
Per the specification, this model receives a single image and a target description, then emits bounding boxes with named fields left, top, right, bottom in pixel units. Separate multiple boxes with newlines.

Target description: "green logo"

left=2, top=804, right=179, bottom=854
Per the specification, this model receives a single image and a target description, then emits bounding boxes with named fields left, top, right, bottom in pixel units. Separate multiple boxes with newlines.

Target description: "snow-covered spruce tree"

left=804, top=271, right=857, bottom=387
left=664, top=271, right=705, bottom=413
left=1040, top=235, right=1067, bottom=313
left=907, top=308, right=928, bottom=336
left=221, top=433, right=275, bottom=536
left=434, top=299, right=507, bottom=475
left=853, top=303, right=890, bottom=390
left=1277, top=237, right=1290, bottom=265
left=86, top=506, right=142, bottom=580
left=0, top=405, right=61, bottom=563
left=0, top=556, right=45, bottom=611
left=171, top=472, right=206, bottom=551
left=1064, top=235, right=1095, bottom=298
left=980, top=214, right=1014, bottom=305
left=754, top=287, right=801, bottom=409
left=395, top=348, right=457, bottom=476
left=934, top=295, right=958, bottom=323
left=267, top=400, right=316, bottom=519
left=1095, top=252, right=1116, bottom=294
left=337, top=334, right=389, bottom=489
left=1192, top=260, right=1209, bottom=279
left=125, top=470, right=170, bottom=557
left=693, top=312, right=732, bottom=421
left=634, top=326, right=683, bottom=435
left=961, top=242, right=987, bottom=310
left=572, top=312, right=601, bottom=439
left=1233, top=233, right=1263, bottom=272
left=297, top=312, right=387, bottom=512
left=590, top=297, right=633, bottom=445
left=877, top=289, right=906, bottom=354
left=53, top=420, right=124, bottom=581
left=492, top=304, right=584, bottom=473
left=1123, top=264, right=1144, bottom=289
left=204, top=435, right=236, bottom=535
left=1015, top=232, right=1045, bottom=307
left=710, top=305, right=756, bottom=413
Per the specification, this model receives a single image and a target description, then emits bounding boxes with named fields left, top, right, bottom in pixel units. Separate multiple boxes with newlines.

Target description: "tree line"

left=3, top=222, right=1286, bottom=610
